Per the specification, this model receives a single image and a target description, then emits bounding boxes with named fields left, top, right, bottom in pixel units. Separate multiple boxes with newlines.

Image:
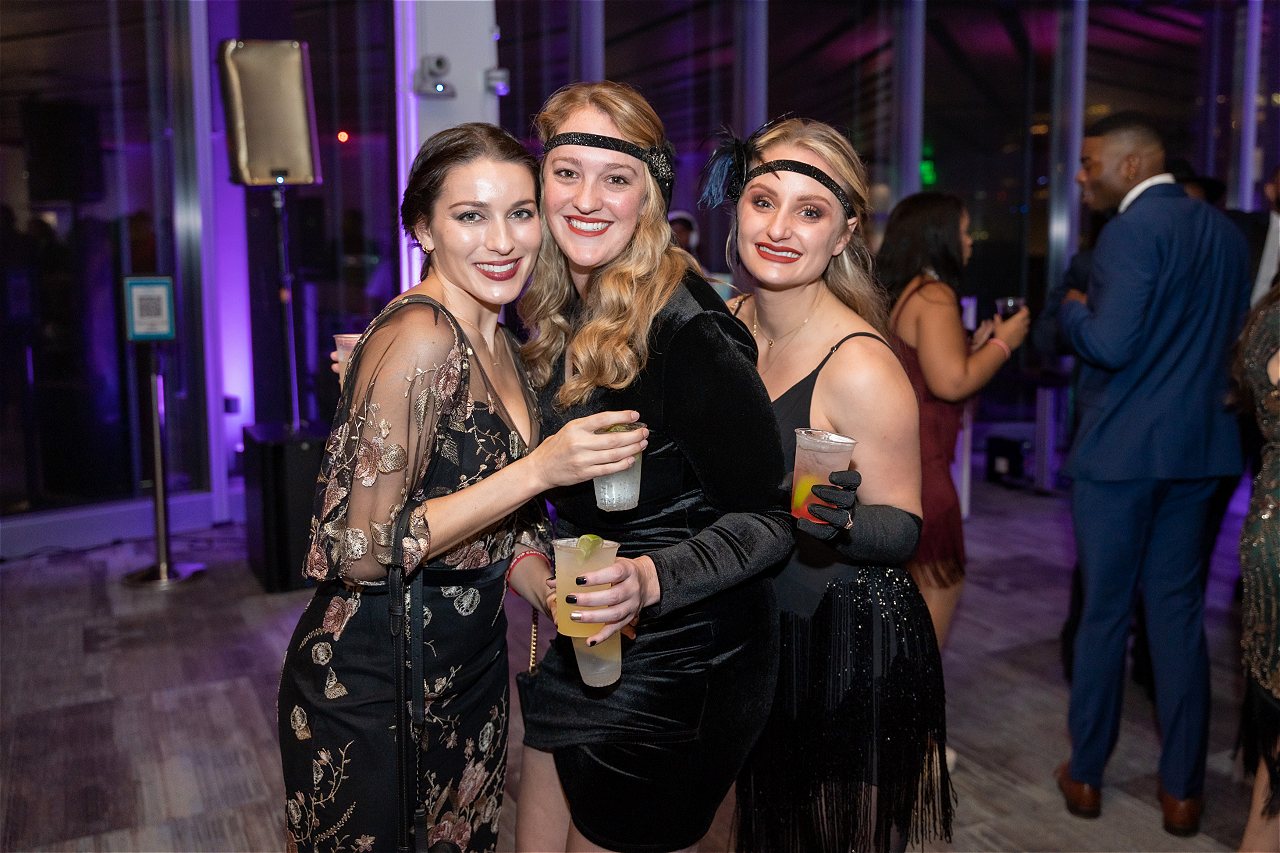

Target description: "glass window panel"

left=922, top=4, right=1059, bottom=422
left=0, top=0, right=208, bottom=514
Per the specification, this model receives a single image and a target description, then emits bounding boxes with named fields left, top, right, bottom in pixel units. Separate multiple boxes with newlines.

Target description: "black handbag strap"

left=389, top=505, right=416, bottom=853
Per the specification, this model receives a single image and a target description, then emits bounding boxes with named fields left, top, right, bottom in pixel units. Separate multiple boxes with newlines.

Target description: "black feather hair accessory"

left=698, top=113, right=797, bottom=211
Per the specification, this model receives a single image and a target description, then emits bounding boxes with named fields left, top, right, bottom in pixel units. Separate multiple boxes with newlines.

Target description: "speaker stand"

left=272, top=181, right=302, bottom=433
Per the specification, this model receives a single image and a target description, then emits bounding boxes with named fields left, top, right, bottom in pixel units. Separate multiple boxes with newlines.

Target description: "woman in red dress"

left=879, top=192, right=1030, bottom=648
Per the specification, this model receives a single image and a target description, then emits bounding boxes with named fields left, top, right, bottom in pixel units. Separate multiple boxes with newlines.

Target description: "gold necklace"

left=455, top=314, right=504, bottom=368
left=752, top=314, right=811, bottom=349
left=751, top=286, right=825, bottom=350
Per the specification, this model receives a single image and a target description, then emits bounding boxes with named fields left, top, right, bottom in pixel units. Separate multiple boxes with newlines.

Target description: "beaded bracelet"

left=506, top=549, right=550, bottom=586
left=985, top=337, right=1012, bottom=360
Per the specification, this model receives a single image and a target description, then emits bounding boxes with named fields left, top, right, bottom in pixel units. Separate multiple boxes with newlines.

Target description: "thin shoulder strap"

left=890, top=277, right=947, bottom=326
left=815, top=331, right=891, bottom=372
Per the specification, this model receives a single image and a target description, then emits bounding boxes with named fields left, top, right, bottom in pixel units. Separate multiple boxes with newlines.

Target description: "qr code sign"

left=127, top=279, right=174, bottom=339
left=137, top=294, right=164, bottom=318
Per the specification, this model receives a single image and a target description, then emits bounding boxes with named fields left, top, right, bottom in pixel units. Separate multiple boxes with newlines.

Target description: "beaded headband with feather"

left=544, top=131, right=676, bottom=211
left=699, top=116, right=860, bottom=219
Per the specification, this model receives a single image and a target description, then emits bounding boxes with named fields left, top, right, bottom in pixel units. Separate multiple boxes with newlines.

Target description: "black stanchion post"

left=123, top=342, right=203, bottom=588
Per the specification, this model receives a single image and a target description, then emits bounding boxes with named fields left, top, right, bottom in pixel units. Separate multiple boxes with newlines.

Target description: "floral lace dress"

left=277, top=295, right=544, bottom=853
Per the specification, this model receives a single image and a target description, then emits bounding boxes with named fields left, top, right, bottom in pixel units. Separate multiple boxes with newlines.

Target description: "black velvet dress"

left=520, top=272, right=793, bottom=853
left=736, top=332, right=954, bottom=853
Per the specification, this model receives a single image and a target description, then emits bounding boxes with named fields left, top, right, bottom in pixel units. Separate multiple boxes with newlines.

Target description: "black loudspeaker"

left=243, top=423, right=326, bottom=592
left=22, top=101, right=105, bottom=203
left=217, top=39, right=322, bottom=186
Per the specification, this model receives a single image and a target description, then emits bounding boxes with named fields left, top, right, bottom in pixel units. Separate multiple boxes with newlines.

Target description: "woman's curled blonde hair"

left=518, top=81, right=696, bottom=408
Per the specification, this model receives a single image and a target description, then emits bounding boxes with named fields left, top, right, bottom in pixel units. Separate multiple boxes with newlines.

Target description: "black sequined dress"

left=736, top=332, right=954, bottom=853
left=1239, top=295, right=1280, bottom=816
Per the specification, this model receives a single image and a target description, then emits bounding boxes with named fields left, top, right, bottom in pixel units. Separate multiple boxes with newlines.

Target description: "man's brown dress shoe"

left=1055, top=762, right=1101, bottom=818
left=1158, top=786, right=1202, bottom=837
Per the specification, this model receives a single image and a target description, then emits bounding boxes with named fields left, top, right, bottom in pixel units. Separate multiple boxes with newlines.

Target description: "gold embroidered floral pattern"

left=280, top=297, right=548, bottom=852
left=285, top=742, right=364, bottom=852
left=321, top=595, right=359, bottom=640
left=290, top=706, right=311, bottom=741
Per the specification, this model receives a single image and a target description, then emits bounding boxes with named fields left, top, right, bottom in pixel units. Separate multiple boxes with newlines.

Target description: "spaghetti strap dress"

left=890, top=285, right=966, bottom=586
left=736, top=329, right=954, bottom=853
left=277, top=295, right=547, bottom=853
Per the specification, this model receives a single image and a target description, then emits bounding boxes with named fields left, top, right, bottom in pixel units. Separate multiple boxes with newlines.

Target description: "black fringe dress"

left=736, top=332, right=955, bottom=853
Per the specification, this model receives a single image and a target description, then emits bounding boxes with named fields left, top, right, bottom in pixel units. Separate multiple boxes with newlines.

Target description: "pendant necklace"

left=753, top=287, right=825, bottom=374
left=455, top=314, right=503, bottom=368
left=752, top=313, right=811, bottom=350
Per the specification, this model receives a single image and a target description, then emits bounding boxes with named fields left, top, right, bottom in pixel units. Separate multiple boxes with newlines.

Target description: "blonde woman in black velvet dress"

left=513, top=82, right=793, bottom=853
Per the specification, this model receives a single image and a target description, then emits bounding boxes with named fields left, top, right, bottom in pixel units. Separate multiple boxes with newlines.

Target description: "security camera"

left=423, top=54, right=449, bottom=77
left=414, top=54, right=456, bottom=99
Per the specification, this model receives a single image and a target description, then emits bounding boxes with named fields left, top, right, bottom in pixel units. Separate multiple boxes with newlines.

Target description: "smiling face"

left=541, top=108, right=647, bottom=283
left=735, top=143, right=856, bottom=290
left=416, top=157, right=540, bottom=309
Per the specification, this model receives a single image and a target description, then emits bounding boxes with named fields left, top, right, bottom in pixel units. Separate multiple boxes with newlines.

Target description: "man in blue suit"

left=1053, top=112, right=1251, bottom=836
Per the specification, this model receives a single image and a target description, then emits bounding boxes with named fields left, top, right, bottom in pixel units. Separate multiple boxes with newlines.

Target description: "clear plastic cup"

left=552, top=536, right=623, bottom=687
left=334, top=333, right=361, bottom=388
left=994, top=296, right=1026, bottom=320
left=570, top=634, right=622, bottom=688
left=791, top=428, right=856, bottom=521
left=592, top=422, right=645, bottom=511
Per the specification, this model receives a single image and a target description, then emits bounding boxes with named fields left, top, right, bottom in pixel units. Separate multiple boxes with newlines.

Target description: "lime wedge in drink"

left=596, top=422, right=641, bottom=435
left=576, top=534, right=603, bottom=557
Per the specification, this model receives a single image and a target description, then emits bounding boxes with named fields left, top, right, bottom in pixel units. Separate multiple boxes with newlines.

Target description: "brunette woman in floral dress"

left=276, top=124, right=646, bottom=853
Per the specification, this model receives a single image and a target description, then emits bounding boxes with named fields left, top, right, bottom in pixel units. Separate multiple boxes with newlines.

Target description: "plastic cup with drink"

left=553, top=535, right=623, bottom=687
left=791, top=428, right=857, bottom=521
left=994, top=296, right=1026, bottom=320
left=333, top=333, right=362, bottom=389
left=592, top=423, right=645, bottom=511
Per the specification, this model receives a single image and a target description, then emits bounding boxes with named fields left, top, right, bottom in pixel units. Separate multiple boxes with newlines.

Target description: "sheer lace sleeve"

left=302, top=300, right=466, bottom=585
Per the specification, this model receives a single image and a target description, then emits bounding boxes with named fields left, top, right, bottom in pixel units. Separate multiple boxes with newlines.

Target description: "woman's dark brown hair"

left=400, top=122, right=539, bottom=280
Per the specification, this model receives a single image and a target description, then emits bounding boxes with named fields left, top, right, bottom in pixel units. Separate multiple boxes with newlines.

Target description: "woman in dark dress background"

left=513, top=81, right=793, bottom=853
left=1233, top=281, right=1280, bottom=852
left=277, top=124, right=646, bottom=853
left=703, top=117, right=953, bottom=852
left=879, top=193, right=1030, bottom=650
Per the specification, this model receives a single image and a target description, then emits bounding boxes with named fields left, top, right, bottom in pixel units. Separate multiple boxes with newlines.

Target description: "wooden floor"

left=0, top=473, right=1255, bottom=852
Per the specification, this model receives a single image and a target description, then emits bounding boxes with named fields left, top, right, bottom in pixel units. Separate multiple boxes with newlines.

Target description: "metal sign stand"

left=121, top=277, right=203, bottom=588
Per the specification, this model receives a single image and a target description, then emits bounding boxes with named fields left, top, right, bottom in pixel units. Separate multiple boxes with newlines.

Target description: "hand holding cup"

left=991, top=304, right=1031, bottom=351
left=531, top=411, right=648, bottom=490
left=796, top=469, right=861, bottom=541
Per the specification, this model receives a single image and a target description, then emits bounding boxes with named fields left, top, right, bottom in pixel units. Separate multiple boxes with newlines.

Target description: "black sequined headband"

left=543, top=131, right=676, bottom=210
left=743, top=159, right=857, bottom=219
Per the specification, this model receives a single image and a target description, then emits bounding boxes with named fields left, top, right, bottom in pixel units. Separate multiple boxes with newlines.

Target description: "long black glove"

left=798, top=469, right=923, bottom=566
